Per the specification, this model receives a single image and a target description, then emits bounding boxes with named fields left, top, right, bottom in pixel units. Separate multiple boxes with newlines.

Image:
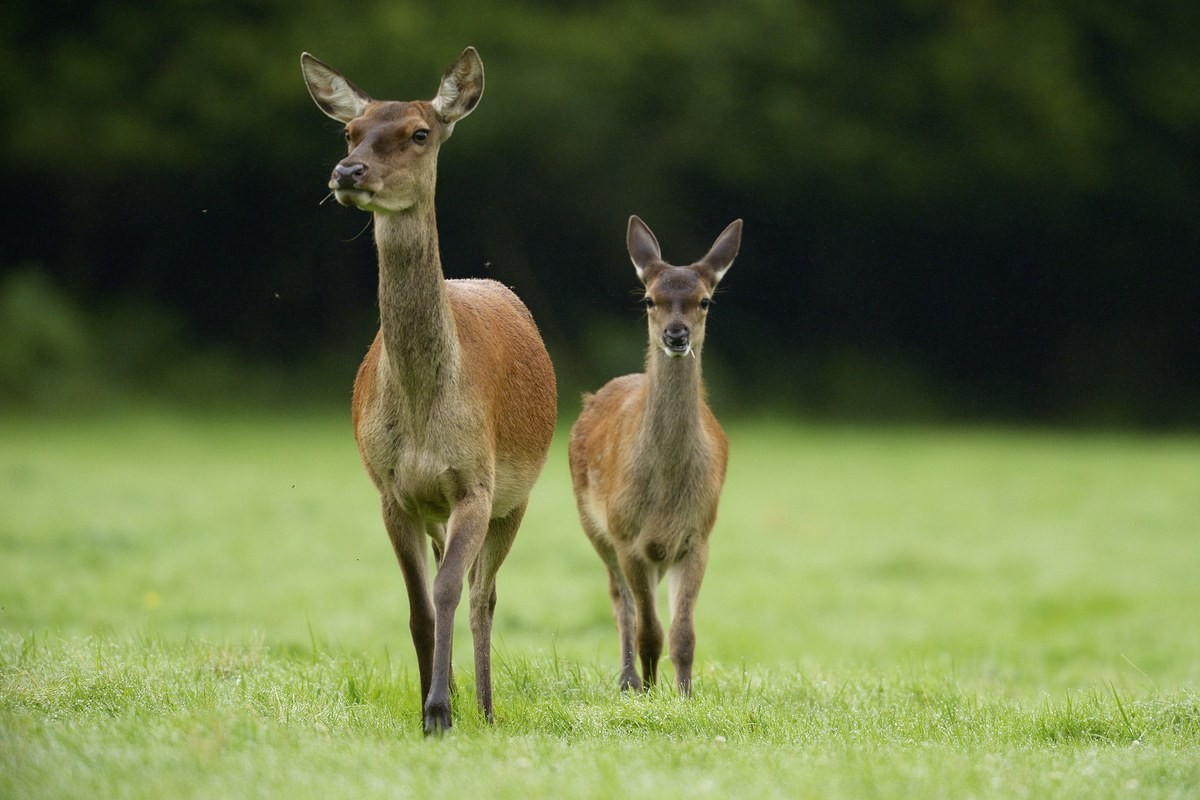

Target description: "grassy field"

left=2, top=409, right=1198, bottom=798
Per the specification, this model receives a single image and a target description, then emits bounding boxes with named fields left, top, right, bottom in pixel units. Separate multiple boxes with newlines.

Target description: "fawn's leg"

left=667, top=540, right=709, bottom=696
left=618, top=550, right=662, bottom=689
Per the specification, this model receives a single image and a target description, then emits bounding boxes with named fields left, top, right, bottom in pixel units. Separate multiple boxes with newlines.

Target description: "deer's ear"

left=302, top=53, right=372, bottom=123
left=627, top=215, right=663, bottom=283
left=432, top=46, right=484, bottom=125
left=701, top=219, right=743, bottom=285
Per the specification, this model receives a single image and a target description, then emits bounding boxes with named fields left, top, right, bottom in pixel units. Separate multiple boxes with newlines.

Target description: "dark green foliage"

left=2, top=1, right=1197, bottom=421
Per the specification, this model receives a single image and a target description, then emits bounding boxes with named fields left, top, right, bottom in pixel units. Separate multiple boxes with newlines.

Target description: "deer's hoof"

left=423, top=701, right=453, bottom=736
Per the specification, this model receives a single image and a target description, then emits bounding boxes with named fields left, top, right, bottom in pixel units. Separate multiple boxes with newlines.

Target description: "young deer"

left=569, top=215, right=741, bottom=695
left=301, top=48, right=557, bottom=734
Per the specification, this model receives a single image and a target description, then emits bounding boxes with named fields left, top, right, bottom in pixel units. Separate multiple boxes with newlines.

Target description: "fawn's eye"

left=412, top=129, right=430, bottom=144
left=642, top=297, right=655, bottom=310
left=699, top=297, right=712, bottom=311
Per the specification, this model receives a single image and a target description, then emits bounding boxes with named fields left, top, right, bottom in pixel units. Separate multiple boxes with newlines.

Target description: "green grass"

left=2, top=410, right=1199, bottom=798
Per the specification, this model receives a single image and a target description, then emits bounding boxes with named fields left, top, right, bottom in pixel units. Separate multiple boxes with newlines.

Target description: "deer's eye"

left=642, top=297, right=655, bottom=310
left=412, top=129, right=430, bottom=144
left=699, top=297, right=712, bottom=311
left=343, top=128, right=352, bottom=142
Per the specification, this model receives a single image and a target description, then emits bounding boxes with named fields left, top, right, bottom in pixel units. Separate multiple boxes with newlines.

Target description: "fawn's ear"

left=432, top=46, right=484, bottom=126
left=301, top=53, right=372, bottom=123
left=701, top=219, right=743, bottom=285
left=627, top=215, right=663, bottom=284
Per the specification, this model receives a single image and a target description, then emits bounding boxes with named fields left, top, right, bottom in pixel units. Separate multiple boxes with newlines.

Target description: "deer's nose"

left=663, top=325, right=690, bottom=350
left=332, top=162, right=367, bottom=189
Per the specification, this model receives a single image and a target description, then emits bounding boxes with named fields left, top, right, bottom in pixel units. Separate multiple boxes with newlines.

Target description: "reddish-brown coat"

left=569, top=215, right=741, bottom=695
left=303, top=47, right=555, bottom=734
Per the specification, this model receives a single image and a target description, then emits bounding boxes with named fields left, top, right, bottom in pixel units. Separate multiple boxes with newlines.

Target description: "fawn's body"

left=302, top=47, right=556, bottom=734
left=569, top=215, right=741, bottom=694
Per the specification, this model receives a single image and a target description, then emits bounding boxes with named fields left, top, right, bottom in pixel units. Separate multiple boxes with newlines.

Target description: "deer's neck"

left=373, top=209, right=460, bottom=413
left=638, top=348, right=708, bottom=470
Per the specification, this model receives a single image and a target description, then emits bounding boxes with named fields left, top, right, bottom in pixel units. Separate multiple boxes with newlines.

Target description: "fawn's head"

left=301, top=48, right=484, bottom=214
left=627, top=215, right=743, bottom=359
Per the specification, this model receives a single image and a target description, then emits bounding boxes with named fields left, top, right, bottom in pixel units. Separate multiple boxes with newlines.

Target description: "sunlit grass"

left=2, top=410, right=1199, bottom=798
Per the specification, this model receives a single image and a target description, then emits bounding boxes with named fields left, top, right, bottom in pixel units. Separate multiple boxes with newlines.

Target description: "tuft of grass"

left=2, top=411, right=1199, bottom=798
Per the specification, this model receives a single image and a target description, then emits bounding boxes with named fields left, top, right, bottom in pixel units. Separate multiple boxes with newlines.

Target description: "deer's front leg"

left=606, top=565, right=640, bottom=692
left=425, top=488, right=492, bottom=735
left=382, top=499, right=435, bottom=708
left=667, top=539, right=709, bottom=696
left=617, top=549, right=662, bottom=690
left=583, top=527, right=640, bottom=691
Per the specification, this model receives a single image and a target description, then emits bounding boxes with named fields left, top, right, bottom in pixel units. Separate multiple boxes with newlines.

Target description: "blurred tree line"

left=2, top=0, right=1198, bottom=423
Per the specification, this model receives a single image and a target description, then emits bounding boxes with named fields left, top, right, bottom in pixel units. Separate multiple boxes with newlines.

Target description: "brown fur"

left=303, top=47, right=556, bottom=733
left=568, top=215, right=741, bottom=694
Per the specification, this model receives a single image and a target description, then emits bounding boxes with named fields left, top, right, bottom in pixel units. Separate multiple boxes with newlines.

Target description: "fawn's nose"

left=663, top=324, right=690, bottom=351
left=332, top=162, right=367, bottom=189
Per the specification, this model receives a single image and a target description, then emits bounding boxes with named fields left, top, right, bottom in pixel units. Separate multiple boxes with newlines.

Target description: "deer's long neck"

left=638, top=348, right=708, bottom=474
left=373, top=209, right=460, bottom=413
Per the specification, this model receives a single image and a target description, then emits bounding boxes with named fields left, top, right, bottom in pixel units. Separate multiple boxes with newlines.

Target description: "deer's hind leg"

left=467, top=500, right=526, bottom=723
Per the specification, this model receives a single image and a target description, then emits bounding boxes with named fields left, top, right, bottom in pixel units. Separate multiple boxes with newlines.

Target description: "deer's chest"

left=356, top=416, right=473, bottom=523
left=599, top=454, right=717, bottom=544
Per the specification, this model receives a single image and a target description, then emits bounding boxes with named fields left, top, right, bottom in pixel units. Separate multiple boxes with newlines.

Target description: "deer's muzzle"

left=662, top=325, right=691, bottom=357
left=331, top=162, right=367, bottom=190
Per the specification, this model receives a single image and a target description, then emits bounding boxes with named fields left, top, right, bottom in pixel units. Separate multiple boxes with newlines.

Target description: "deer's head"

left=301, top=48, right=484, bottom=214
left=627, top=216, right=742, bottom=359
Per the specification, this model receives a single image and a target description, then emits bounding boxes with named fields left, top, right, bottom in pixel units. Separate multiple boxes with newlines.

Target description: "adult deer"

left=568, top=215, right=741, bottom=695
left=301, top=47, right=557, bottom=734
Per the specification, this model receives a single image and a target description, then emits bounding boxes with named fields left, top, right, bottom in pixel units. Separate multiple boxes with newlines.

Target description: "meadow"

left=2, top=409, right=1198, bottom=798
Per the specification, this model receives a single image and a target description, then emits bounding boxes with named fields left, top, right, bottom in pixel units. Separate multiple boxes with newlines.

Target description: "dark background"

left=2, top=0, right=1198, bottom=424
